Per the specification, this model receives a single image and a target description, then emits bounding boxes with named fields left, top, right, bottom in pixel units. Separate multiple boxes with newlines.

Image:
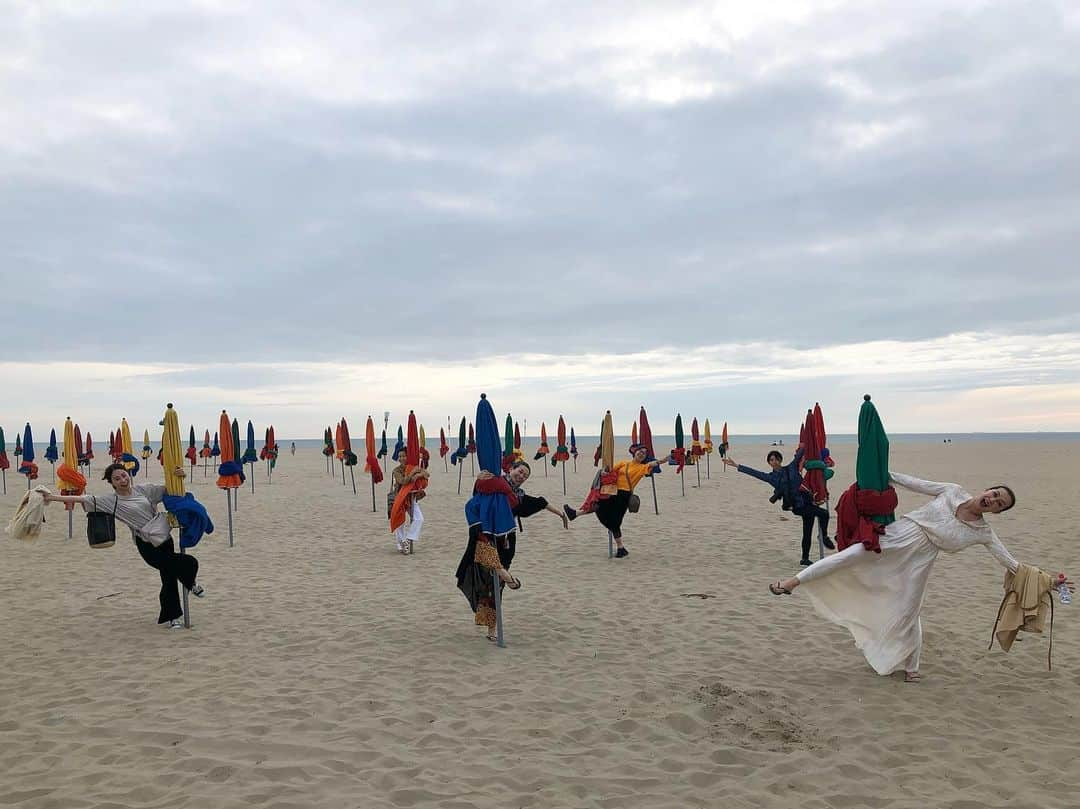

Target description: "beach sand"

left=1, top=439, right=1077, bottom=808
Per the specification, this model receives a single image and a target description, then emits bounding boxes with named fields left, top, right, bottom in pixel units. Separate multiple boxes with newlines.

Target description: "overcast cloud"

left=2, top=1, right=1078, bottom=435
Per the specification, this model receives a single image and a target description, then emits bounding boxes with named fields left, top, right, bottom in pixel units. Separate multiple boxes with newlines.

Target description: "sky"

left=2, top=0, right=1079, bottom=439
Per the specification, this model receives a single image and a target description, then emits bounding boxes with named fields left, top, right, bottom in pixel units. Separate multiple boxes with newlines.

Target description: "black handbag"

left=87, top=495, right=118, bottom=548
left=624, top=468, right=641, bottom=513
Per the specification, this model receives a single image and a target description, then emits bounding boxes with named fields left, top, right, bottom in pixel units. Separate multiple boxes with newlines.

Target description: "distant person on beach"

left=723, top=447, right=834, bottom=566
left=766, top=472, right=1074, bottom=683
left=44, top=462, right=205, bottom=628
left=563, top=443, right=666, bottom=558
left=291, top=442, right=296, bottom=455
left=389, top=446, right=427, bottom=554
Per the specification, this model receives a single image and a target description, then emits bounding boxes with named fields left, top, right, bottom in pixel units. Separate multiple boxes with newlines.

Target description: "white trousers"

left=394, top=502, right=423, bottom=545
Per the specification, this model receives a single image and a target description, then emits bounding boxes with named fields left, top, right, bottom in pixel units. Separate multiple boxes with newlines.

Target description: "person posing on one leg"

left=44, top=463, right=204, bottom=628
left=723, top=448, right=834, bottom=565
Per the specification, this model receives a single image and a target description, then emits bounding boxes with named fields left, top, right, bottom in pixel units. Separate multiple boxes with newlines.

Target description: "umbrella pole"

left=650, top=474, right=659, bottom=515
left=371, top=477, right=376, bottom=512
left=67, top=509, right=72, bottom=539
left=226, top=489, right=234, bottom=547
left=444, top=456, right=448, bottom=473
left=51, top=461, right=56, bottom=484
left=544, top=460, right=547, bottom=477
left=573, top=456, right=577, bottom=474
left=680, top=471, right=685, bottom=497
left=341, top=460, right=346, bottom=486
left=2, top=469, right=5, bottom=494
left=608, top=529, right=614, bottom=559
left=456, top=461, right=463, bottom=495
left=250, top=465, right=255, bottom=494
left=706, top=454, right=710, bottom=480
left=696, top=461, right=701, bottom=488
left=562, top=462, right=566, bottom=496
left=349, top=466, right=357, bottom=496
left=493, top=570, right=505, bottom=648
left=818, top=497, right=830, bottom=561
left=181, top=546, right=191, bottom=629
left=470, top=455, right=474, bottom=477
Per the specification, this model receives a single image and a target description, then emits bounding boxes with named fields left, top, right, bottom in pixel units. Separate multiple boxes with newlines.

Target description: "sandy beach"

left=1, top=438, right=1077, bottom=808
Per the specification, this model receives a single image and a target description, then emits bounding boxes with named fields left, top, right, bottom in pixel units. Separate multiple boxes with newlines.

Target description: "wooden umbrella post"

left=696, top=460, right=701, bottom=488
left=681, top=470, right=685, bottom=498
left=456, top=460, right=463, bottom=495
left=706, top=454, right=710, bottom=479
left=561, top=461, right=566, bottom=496
left=250, top=464, right=255, bottom=494
left=650, top=474, right=659, bottom=515
left=340, top=460, right=346, bottom=486
left=226, top=489, right=235, bottom=547
left=349, top=466, right=357, bottom=496
left=493, top=570, right=505, bottom=648
left=370, top=477, right=376, bottom=512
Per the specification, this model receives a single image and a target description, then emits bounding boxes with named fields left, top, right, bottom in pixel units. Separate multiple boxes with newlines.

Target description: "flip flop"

left=506, top=576, right=522, bottom=590
left=769, top=581, right=792, bottom=596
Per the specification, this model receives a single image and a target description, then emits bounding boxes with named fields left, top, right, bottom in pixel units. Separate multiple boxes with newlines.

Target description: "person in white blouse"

left=768, top=472, right=1073, bottom=683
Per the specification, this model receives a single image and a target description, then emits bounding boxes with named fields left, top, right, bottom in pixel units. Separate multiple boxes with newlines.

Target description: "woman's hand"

left=1055, top=574, right=1076, bottom=593
left=174, top=467, right=186, bottom=479
left=722, top=457, right=737, bottom=468
left=476, top=470, right=495, bottom=481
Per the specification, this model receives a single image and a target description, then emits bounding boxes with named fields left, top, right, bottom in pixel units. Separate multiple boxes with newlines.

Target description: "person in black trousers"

left=723, top=448, right=835, bottom=565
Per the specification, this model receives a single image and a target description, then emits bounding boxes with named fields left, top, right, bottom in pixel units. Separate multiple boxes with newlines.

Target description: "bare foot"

left=904, top=670, right=921, bottom=683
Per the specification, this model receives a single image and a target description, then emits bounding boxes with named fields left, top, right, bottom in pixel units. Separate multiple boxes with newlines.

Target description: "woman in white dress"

left=768, top=472, right=1073, bottom=682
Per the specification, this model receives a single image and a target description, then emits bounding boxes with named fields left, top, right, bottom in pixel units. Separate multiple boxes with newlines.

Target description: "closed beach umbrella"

left=439, top=427, right=449, bottom=458
left=390, top=413, right=430, bottom=533
left=161, top=403, right=214, bottom=562
left=800, top=407, right=829, bottom=505
left=857, top=395, right=894, bottom=526
left=513, top=422, right=522, bottom=461
left=704, top=419, right=713, bottom=453
left=721, top=422, right=729, bottom=459
left=672, top=414, right=686, bottom=472
left=600, top=411, right=614, bottom=471
left=364, top=416, right=384, bottom=484
left=19, top=423, right=38, bottom=481
left=418, top=424, right=430, bottom=469
left=631, top=422, right=638, bottom=446
left=186, top=426, right=198, bottom=468
left=476, top=396, right=503, bottom=474
left=638, top=407, right=658, bottom=464
left=121, top=419, right=133, bottom=455
left=467, top=423, right=476, bottom=454
left=570, top=427, right=577, bottom=457
left=211, top=432, right=220, bottom=458
left=85, top=432, right=93, bottom=462
left=73, top=424, right=84, bottom=464
left=553, top=417, right=569, bottom=465
left=243, top=421, right=259, bottom=464
left=392, top=425, right=405, bottom=461
left=45, top=429, right=59, bottom=464
left=0, top=427, right=9, bottom=473
left=534, top=422, right=550, bottom=462
left=216, top=411, right=242, bottom=489
left=690, top=418, right=703, bottom=457
left=14, top=433, right=22, bottom=459
left=200, top=430, right=211, bottom=458
left=57, top=417, right=87, bottom=534
left=378, top=429, right=388, bottom=459
left=231, top=419, right=241, bottom=464
left=503, top=414, right=514, bottom=470
left=141, top=429, right=153, bottom=460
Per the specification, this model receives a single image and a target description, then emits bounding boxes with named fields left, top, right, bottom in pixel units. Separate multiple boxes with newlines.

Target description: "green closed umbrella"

left=503, top=413, right=514, bottom=469
left=856, top=395, right=894, bottom=526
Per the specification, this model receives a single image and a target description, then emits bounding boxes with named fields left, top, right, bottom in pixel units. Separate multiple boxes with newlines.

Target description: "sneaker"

left=563, top=504, right=577, bottom=521
left=799, top=558, right=812, bottom=566
left=406, top=540, right=414, bottom=555
left=168, top=619, right=184, bottom=629
left=189, top=584, right=205, bottom=598
left=822, top=536, right=835, bottom=551
left=615, top=547, right=629, bottom=558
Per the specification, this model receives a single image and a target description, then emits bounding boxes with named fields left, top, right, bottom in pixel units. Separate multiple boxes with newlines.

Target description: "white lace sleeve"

left=888, top=472, right=953, bottom=497
left=985, top=527, right=1019, bottom=573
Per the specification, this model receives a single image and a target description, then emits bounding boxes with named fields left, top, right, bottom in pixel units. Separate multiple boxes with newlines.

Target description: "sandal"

left=904, top=671, right=921, bottom=683
left=506, top=576, right=522, bottom=590
left=769, top=581, right=793, bottom=596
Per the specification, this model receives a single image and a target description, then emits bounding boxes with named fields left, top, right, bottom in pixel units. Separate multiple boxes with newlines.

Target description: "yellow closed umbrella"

left=703, top=419, right=713, bottom=479
left=57, top=417, right=87, bottom=539
left=600, top=410, right=614, bottom=471
left=161, top=403, right=191, bottom=628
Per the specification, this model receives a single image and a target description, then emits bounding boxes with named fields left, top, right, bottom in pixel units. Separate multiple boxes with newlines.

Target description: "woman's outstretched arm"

left=888, top=472, right=953, bottom=496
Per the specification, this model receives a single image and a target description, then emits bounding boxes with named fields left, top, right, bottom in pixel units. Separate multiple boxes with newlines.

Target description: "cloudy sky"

left=3, top=0, right=1079, bottom=439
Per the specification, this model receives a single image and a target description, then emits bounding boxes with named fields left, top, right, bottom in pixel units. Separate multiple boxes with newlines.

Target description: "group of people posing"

left=35, top=433, right=1073, bottom=684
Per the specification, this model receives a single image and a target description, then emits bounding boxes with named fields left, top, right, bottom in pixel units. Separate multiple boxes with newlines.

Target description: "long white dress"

left=796, top=472, right=1018, bottom=675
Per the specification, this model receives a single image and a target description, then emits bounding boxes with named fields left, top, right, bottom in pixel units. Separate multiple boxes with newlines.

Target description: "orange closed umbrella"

left=390, top=411, right=428, bottom=534
left=364, top=415, right=384, bottom=510
left=216, top=409, right=242, bottom=547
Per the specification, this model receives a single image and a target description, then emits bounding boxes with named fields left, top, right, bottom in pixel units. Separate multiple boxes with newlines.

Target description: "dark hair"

left=990, top=484, right=1017, bottom=512
left=102, top=463, right=126, bottom=483
left=510, top=460, right=531, bottom=475
left=766, top=451, right=783, bottom=464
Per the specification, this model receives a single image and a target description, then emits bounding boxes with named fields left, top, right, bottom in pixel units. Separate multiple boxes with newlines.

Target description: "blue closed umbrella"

left=475, top=394, right=503, bottom=475
left=45, top=429, right=59, bottom=463
left=242, top=421, right=258, bottom=464
left=19, top=423, right=38, bottom=482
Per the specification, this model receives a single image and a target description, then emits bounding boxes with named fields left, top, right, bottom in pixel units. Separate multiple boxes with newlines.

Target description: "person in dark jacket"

left=723, top=448, right=834, bottom=565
